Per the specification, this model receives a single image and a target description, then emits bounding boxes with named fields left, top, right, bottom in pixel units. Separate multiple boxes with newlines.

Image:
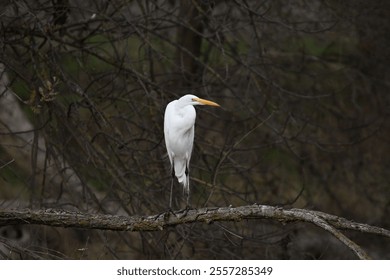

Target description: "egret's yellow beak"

left=193, top=97, right=220, bottom=107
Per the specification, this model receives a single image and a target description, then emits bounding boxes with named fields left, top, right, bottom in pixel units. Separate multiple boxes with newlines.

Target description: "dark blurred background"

left=0, top=0, right=389, bottom=259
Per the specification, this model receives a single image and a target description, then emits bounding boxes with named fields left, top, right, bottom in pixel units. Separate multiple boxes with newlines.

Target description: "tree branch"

left=1, top=205, right=389, bottom=259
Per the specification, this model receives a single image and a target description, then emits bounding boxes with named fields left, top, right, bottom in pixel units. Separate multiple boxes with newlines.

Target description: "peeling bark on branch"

left=1, top=205, right=389, bottom=259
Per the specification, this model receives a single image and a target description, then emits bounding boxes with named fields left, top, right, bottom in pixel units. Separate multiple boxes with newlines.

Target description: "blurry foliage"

left=0, top=0, right=389, bottom=259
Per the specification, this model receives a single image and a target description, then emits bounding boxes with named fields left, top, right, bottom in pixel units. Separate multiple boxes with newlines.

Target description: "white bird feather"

left=164, top=94, right=219, bottom=207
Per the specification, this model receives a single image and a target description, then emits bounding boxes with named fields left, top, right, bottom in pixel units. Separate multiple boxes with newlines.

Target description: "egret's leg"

left=169, top=166, right=175, bottom=209
left=186, top=190, right=190, bottom=207
left=185, top=165, right=190, bottom=207
left=169, top=179, right=174, bottom=209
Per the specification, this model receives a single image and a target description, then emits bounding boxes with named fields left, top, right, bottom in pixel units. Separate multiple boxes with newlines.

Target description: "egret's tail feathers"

left=176, top=170, right=188, bottom=191
left=178, top=174, right=190, bottom=207
left=181, top=176, right=190, bottom=197
left=174, top=159, right=190, bottom=196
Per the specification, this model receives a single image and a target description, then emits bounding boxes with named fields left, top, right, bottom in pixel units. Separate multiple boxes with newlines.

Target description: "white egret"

left=164, top=94, right=220, bottom=207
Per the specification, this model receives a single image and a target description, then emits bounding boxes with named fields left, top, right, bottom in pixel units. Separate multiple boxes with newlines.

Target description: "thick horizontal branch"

left=1, top=205, right=389, bottom=259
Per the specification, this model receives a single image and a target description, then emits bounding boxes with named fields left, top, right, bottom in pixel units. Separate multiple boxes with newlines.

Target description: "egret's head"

left=179, top=94, right=220, bottom=107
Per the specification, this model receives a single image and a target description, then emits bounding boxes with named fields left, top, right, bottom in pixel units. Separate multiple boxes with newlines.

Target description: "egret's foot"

left=175, top=205, right=194, bottom=218
left=154, top=207, right=177, bottom=221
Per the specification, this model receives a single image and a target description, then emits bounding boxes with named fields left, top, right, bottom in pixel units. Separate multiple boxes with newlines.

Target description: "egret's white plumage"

left=164, top=94, right=219, bottom=206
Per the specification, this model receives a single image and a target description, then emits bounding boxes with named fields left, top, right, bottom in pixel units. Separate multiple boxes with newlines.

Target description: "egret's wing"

left=164, top=101, right=175, bottom=165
